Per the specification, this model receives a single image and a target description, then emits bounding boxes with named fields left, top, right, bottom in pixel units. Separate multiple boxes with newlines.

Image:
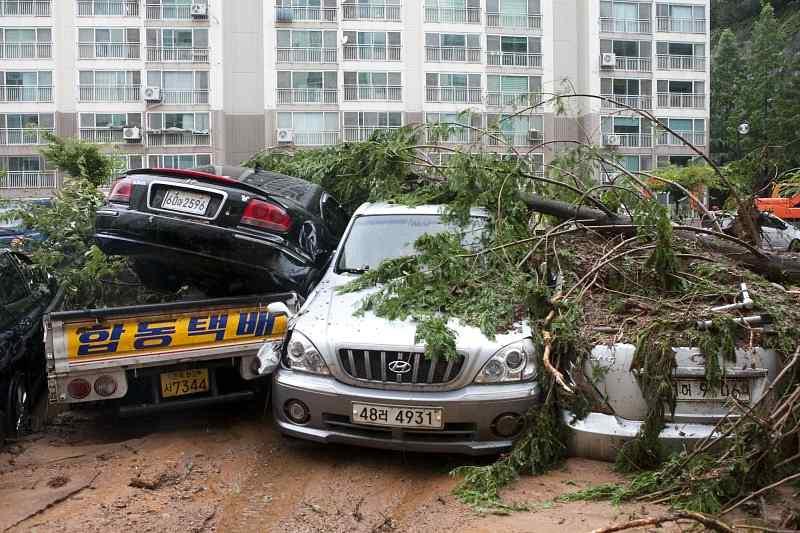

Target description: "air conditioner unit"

left=190, top=3, right=208, bottom=17
left=605, top=134, right=622, bottom=146
left=122, top=126, right=141, bottom=141
left=601, top=52, right=617, bottom=67
left=527, top=129, right=541, bottom=145
left=277, top=128, right=294, bottom=144
left=143, top=86, right=161, bottom=102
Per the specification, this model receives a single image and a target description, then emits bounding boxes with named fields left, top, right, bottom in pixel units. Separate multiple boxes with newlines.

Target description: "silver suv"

left=271, top=203, right=540, bottom=455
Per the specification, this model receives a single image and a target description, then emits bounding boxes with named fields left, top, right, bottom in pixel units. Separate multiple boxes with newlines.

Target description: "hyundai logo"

left=388, top=359, right=412, bottom=374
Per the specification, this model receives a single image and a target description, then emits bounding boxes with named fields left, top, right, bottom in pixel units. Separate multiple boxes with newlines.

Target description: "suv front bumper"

left=272, top=368, right=540, bottom=455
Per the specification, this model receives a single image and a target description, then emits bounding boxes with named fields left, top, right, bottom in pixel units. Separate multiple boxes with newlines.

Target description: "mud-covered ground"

left=0, top=398, right=792, bottom=533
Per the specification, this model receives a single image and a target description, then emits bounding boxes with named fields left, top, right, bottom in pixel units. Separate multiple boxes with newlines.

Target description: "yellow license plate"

left=160, top=369, right=209, bottom=398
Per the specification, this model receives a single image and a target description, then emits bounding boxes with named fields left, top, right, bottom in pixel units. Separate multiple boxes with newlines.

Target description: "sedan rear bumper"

left=273, top=368, right=540, bottom=455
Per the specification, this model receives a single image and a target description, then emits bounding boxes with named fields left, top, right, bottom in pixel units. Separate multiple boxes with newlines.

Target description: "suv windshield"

left=336, top=214, right=486, bottom=273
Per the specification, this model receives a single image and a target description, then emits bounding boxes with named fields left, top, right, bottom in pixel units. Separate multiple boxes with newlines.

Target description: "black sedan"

left=95, top=166, right=349, bottom=296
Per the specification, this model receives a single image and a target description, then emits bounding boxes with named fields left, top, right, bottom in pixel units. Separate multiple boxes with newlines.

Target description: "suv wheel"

left=789, top=240, right=800, bottom=253
left=5, top=372, right=30, bottom=439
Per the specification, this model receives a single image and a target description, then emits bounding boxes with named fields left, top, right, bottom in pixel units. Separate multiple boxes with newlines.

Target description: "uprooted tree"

left=246, top=95, right=800, bottom=526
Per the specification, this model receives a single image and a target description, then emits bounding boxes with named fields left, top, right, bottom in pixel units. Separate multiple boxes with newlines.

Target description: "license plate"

left=160, top=369, right=209, bottom=398
left=675, top=379, right=751, bottom=402
left=352, top=402, right=443, bottom=429
left=161, top=189, right=210, bottom=216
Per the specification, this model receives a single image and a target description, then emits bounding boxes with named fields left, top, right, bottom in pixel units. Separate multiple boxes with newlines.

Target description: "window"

left=600, top=1, right=651, bottom=32
left=277, top=30, right=336, bottom=49
left=655, top=117, right=705, bottom=145
left=425, top=72, right=482, bottom=102
left=80, top=113, right=142, bottom=129
left=425, top=112, right=481, bottom=143
left=657, top=79, right=703, bottom=93
left=277, top=71, right=337, bottom=103
left=487, top=75, right=540, bottom=94
left=343, top=112, right=402, bottom=128
left=600, top=39, right=651, bottom=57
left=343, top=31, right=401, bottom=60
left=0, top=113, right=53, bottom=130
left=487, top=35, right=542, bottom=67
left=487, top=114, right=543, bottom=138
left=0, top=71, right=52, bottom=102
left=148, top=112, right=209, bottom=132
left=343, top=71, right=402, bottom=101
left=79, top=70, right=140, bottom=102
left=656, top=3, right=706, bottom=32
left=6, top=156, right=41, bottom=172
left=341, top=0, right=401, bottom=20
left=276, top=112, right=339, bottom=145
left=425, top=33, right=481, bottom=62
left=424, top=0, right=481, bottom=23
left=0, top=28, right=51, bottom=58
left=656, top=41, right=705, bottom=70
left=78, top=28, right=140, bottom=59
left=146, top=70, right=209, bottom=104
left=147, top=28, right=208, bottom=48
left=487, top=0, right=540, bottom=15
left=148, top=154, right=212, bottom=169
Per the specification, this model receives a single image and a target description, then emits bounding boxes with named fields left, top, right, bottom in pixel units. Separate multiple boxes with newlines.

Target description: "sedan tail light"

left=240, top=199, right=291, bottom=232
left=108, top=177, right=133, bottom=204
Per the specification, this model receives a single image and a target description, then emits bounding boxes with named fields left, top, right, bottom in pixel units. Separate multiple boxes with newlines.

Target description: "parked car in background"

left=701, top=210, right=800, bottom=252
left=269, top=203, right=541, bottom=455
left=0, top=199, right=50, bottom=252
left=94, top=166, right=349, bottom=296
left=0, top=249, right=57, bottom=441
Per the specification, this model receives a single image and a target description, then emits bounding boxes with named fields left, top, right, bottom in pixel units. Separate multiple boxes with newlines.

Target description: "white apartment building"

left=0, top=0, right=709, bottom=197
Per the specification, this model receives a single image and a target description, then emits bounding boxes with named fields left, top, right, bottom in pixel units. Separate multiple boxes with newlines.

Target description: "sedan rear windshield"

left=336, top=214, right=486, bottom=273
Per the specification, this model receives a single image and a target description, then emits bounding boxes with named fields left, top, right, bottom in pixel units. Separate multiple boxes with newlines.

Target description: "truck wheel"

left=789, top=240, right=800, bottom=253
left=4, top=372, right=30, bottom=439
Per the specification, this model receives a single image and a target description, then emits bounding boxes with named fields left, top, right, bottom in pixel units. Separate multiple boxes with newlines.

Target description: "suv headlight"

left=283, top=330, right=330, bottom=375
left=474, top=340, right=536, bottom=384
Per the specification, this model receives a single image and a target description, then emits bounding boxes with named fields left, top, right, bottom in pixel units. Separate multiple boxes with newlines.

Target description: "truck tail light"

left=240, top=199, right=291, bottom=233
left=93, top=375, right=118, bottom=397
left=67, top=378, right=92, bottom=400
left=108, top=177, right=133, bottom=204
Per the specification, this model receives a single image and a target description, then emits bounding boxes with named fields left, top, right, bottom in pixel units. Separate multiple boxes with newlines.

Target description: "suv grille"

left=338, top=349, right=465, bottom=385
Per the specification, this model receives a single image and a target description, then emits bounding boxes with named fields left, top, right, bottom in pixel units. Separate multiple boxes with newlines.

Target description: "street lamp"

left=736, top=121, right=750, bottom=158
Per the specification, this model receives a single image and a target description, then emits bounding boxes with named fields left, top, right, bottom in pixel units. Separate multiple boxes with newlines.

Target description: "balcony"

left=426, top=127, right=476, bottom=144
left=147, top=130, right=210, bottom=146
left=0, top=0, right=50, bottom=16
left=425, top=86, right=481, bottom=103
left=0, top=128, right=52, bottom=145
left=276, top=88, right=337, bottom=105
left=342, top=4, right=400, bottom=21
left=485, top=92, right=542, bottom=108
left=486, top=12, right=541, bottom=31
left=656, top=17, right=706, bottom=34
left=656, top=54, right=706, bottom=71
left=656, top=131, right=705, bottom=146
left=0, top=86, right=52, bottom=103
left=276, top=47, right=337, bottom=64
left=146, top=3, right=206, bottom=20
left=285, top=130, right=340, bottom=146
left=77, top=0, right=139, bottom=16
left=603, top=55, right=651, bottom=72
left=274, top=5, right=337, bottom=22
left=425, top=46, right=481, bottom=63
left=424, top=7, right=480, bottom=24
left=79, top=85, right=140, bottom=102
left=603, top=132, right=652, bottom=148
left=78, top=43, right=140, bottom=60
left=486, top=131, right=543, bottom=147
left=160, top=89, right=209, bottom=105
left=486, top=51, right=542, bottom=68
left=599, top=17, right=651, bottom=33
left=0, top=171, right=57, bottom=189
left=342, top=45, right=400, bottom=61
left=601, top=94, right=652, bottom=110
left=343, top=126, right=400, bottom=142
left=656, top=92, right=705, bottom=109
left=343, top=85, right=402, bottom=101
left=0, top=42, right=51, bottom=59
left=146, top=46, right=209, bottom=63
left=79, top=128, right=127, bottom=143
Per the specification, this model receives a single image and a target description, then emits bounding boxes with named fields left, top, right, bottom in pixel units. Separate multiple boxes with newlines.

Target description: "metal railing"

left=486, top=12, right=541, bottom=30
left=487, top=51, right=542, bottom=68
left=0, top=86, right=52, bottom=102
left=656, top=131, right=705, bottom=146
left=342, top=4, right=400, bottom=21
left=342, top=45, right=401, bottom=61
left=604, top=55, right=651, bottom=72
left=287, top=130, right=340, bottom=146
left=79, top=85, right=140, bottom=102
left=656, top=54, right=706, bottom=71
left=425, top=86, right=482, bottom=103
left=276, top=88, right=338, bottom=104
left=0, top=0, right=50, bottom=16
left=426, top=127, right=475, bottom=144
left=276, top=47, right=337, bottom=63
left=160, top=89, right=209, bottom=105
left=146, top=46, right=209, bottom=63
left=0, top=128, right=52, bottom=145
left=486, top=131, right=542, bottom=147
left=656, top=17, right=706, bottom=34
left=79, top=128, right=127, bottom=143
left=343, top=85, right=402, bottom=101
left=77, top=0, right=139, bottom=16
left=342, top=126, right=400, bottom=142
left=147, top=131, right=210, bottom=146
left=78, top=43, right=140, bottom=59
left=601, top=94, right=652, bottom=109
left=599, top=17, right=651, bottom=33
left=274, top=5, right=337, bottom=22
left=603, top=132, right=652, bottom=148
left=0, top=43, right=51, bottom=59
left=146, top=3, right=205, bottom=20
left=425, top=46, right=481, bottom=63
left=424, top=6, right=480, bottom=23
left=656, top=92, right=705, bottom=109
left=485, top=92, right=542, bottom=108
left=0, top=171, right=57, bottom=189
